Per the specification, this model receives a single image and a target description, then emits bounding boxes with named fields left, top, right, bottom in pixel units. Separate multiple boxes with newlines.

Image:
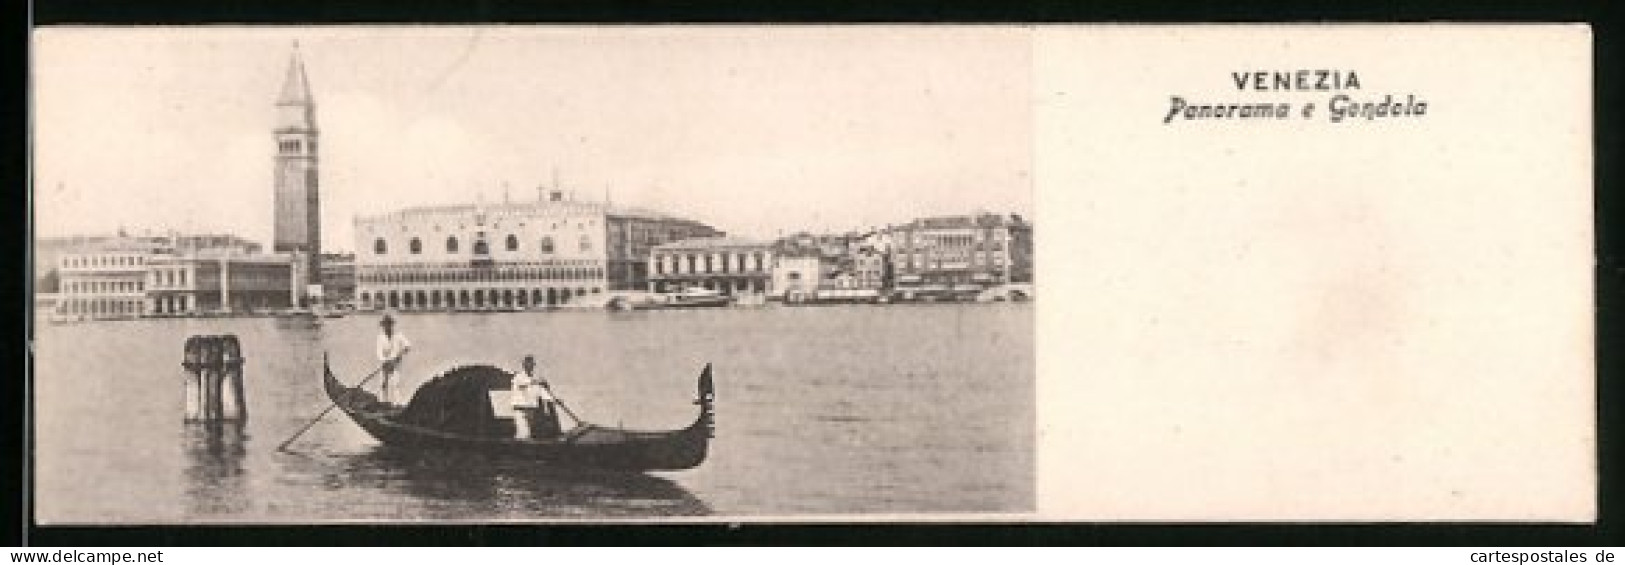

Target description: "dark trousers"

left=531, top=403, right=563, bottom=437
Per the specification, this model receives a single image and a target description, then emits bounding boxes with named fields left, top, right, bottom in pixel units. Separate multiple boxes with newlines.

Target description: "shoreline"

left=35, top=298, right=1034, bottom=325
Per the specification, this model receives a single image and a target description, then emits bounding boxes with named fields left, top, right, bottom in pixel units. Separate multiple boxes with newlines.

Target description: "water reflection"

left=181, top=420, right=250, bottom=516
left=334, top=447, right=711, bottom=519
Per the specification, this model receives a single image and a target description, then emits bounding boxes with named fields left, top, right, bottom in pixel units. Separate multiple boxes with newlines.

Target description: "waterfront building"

left=319, top=253, right=357, bottom=307
left=55, top=238, right=166, bottom=319
left=45, top=234, right=297, bottom=319
left=606, top=206, right=720, bottom=292
left=37, top=233, right=261, bottom=294
left=37, top=234, right=163, bottom=293
left=767, top=238, right=887, bottom=302
left=850, top=245, right=889, bottom=291
left=354, top=190, right=718, bottom=311
left=647, top=237, right=775, bottom=296
left=770, top=254, right=822, bottom=301
left=888, top=212, right=1033, bottom=300
left=272, top=46, right=323, bottom=290
left=1007, top=215, right=1034, bottom=284
left=36, top=235, right=109, bottom=292
left=147, top=251, right=296, bottom=315
left=773, top=231, right=894, bottom=298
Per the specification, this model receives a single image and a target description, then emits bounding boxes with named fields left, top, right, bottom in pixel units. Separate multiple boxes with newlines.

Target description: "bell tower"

left=272, top=43, right=321, bottom=288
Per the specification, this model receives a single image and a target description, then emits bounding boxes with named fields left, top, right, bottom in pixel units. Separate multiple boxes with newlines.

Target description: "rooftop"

left=357, top=196, right=695, bottom=224
left=899, top=212, right=1030, bottom=230
left=276, top=45, right=314, bottom=106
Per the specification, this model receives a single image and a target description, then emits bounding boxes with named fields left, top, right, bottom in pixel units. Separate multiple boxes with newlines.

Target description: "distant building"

left=35, top=234, right=167, bottom=293
left=45, top=233, right=296, bottom=320
left=354, top=190, right=718, bottom=311
left=648, top=236, right=775, bottom=295
left=1006, top=215, right=1033, bottom=284
left=771, top=254, right=822, bottom=301
left=147, top=252, right=295, bottom=315
left=171, top=234, right=262, bottom=256
left=606, top=206, right=721, bottom=292
left=54, top=238, right=167, bottom=319
left=849, top=246, right=889, bottom=291
left=767, top=232, right=889, bottom=302
left=319, top=253, right=356, bottom=306
left=888, top=212, right=1033, bottom=300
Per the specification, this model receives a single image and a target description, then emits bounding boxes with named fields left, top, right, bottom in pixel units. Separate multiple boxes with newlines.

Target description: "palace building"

left=354, top=190, right=718, bottom=311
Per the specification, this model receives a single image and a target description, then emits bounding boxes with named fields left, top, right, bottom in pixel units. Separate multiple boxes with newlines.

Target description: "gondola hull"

left=323, top=361, right=714, bottom=471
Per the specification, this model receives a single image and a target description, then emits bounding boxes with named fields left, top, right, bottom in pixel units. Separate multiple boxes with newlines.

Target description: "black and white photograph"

left=30, top=27, right=1035, bottom=523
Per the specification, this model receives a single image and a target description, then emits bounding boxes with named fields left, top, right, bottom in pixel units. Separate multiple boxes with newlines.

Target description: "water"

left=33, top=303, right=1033, bottom=523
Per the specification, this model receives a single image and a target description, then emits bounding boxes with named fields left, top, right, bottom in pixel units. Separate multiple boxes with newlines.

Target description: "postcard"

left=29, top=25, right=1592, bottom=523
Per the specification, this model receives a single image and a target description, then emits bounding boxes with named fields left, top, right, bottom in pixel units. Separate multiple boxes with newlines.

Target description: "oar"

left=276, top=365, right=386, bottom=452
left=544, top=385, right=585, bottom=426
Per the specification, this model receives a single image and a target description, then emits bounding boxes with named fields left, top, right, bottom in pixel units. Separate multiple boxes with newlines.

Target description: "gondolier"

left=511, top=356, right=542, bottom=439
left=375, top=313, right=412, bottom=404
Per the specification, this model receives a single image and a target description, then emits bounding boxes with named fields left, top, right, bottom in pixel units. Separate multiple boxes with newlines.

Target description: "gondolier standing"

left=511, top=357, right=539, bottom=439
left=376, top=313, right=412, bottom=404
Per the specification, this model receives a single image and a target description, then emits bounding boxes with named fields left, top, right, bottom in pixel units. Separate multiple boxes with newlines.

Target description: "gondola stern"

left=699, top=363, right=714, bottom=399
left=693, top=363, right=716, bottom=440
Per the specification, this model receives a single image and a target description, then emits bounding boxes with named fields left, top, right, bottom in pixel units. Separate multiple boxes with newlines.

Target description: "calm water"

left=33, top=304, right=1033, bottom=523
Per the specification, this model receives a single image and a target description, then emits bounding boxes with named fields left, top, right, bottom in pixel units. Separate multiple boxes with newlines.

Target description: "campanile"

left=272, top=44, right=321, bottom=285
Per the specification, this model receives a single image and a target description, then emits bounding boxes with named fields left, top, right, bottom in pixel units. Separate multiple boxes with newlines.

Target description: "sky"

left=33, top=27, right=1033, bottom=252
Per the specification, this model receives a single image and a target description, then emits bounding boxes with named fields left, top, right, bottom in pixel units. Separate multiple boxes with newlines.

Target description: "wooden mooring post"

left=181, top=335, right=248, bottom=421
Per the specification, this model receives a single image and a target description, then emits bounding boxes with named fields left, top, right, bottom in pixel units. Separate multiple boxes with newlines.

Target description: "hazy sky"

left=33, top=27, right=1033, bottom=252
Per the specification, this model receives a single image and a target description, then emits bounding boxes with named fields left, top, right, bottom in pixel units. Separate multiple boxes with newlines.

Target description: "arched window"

left=409, top=238, right=423, bottom=254
left=506, top=234, right=519, bottom=251
left=473, top=240, right=489, bottom=255
left=374, top=238, right=388, bottom=255
left=446, top=236, right=459, bottom=253
left=579, top=235, right=592, bottom=252
left=540, top=236, right=554, bottom=254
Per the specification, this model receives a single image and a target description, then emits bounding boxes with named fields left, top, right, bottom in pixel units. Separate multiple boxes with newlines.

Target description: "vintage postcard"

left=28, top=25, right=1590, bottom=523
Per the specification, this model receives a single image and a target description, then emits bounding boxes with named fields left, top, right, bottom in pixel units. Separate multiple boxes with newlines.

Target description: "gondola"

left=323, top=357, right=715, bottom=472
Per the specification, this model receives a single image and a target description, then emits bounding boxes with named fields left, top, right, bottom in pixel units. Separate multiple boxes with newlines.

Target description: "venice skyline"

left=33, top=27, right=1033, bottom=252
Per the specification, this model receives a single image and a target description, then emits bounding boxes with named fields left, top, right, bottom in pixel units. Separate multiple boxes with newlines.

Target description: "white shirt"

left=375, top=331, right=411, bottom=367
left=510, top=373, right=537, bottom=408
